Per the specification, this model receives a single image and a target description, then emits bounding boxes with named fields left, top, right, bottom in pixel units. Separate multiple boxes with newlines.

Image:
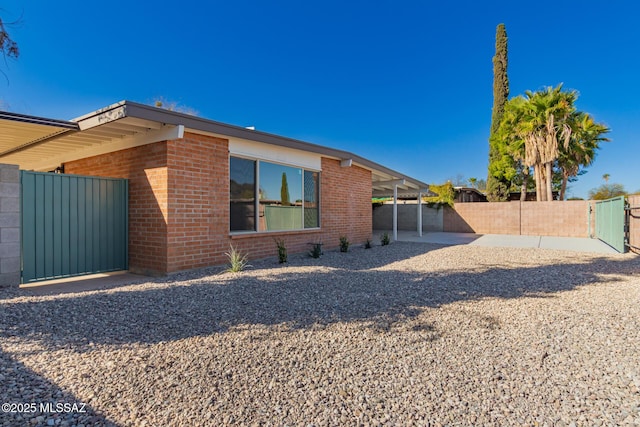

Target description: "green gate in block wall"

left=21, top=171, right=128, bottom=283
left=594, top=196, right=626, bottom=253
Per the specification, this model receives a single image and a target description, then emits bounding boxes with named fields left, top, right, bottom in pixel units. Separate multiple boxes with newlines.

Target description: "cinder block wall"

left=443, top=200, right=593, bottom=237
left=372, top=204, right=444, bottom=232
left=444, top=202, right=521, bottom=234
left=65, top=134, right=373, bottom=275
left=520, top=201, right=594, bottom=237
left=628, top=195, right=640, bottom=254
left=0, top=164, right=20, bottom=287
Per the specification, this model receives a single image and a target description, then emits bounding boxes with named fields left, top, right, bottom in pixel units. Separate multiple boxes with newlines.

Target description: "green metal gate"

left=21, top=171, right=128, bottom=283
left=594, top=196, right=626, bottom=253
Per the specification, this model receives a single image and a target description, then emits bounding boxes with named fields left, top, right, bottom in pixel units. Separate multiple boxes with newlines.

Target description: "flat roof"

left=0, top=102, right=429, bottom=195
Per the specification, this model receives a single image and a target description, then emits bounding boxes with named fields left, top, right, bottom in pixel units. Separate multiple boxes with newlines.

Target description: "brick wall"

left=165, top=134, right=229, bottom=271
left=65, top=135, right=373, bottom=274
left=444, top=200, right=594, bottom=237
left=629, top=195, right=640, bottom=254
left=64, top=142, right=169, bottom=274
left=229, top=158, right=372, bottom=264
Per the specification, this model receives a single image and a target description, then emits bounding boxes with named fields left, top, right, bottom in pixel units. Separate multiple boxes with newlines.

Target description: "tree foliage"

left=588, top=183, right=626, bottom=200
left=152, top=97, right=199, bottom=116
left=486, top=23, right=510, bottom=201
left=280, top=172, right=290, bottom=206
left=493, top=85, right=609, bottom=201
left=424, top=182, right=455, bottom=207
left=0, top=17, right=19, bottom=61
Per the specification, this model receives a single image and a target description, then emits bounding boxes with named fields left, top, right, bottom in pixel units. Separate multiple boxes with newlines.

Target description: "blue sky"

left=1, top=1, right=638, bottom=198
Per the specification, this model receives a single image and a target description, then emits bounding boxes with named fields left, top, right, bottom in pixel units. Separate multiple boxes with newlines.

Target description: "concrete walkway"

left=374, top=230, right=619, bottom=254
left=20, top=271, right=148, bottom=296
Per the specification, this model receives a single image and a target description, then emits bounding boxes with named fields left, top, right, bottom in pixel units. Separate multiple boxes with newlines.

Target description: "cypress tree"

left=280, top=172, right=290, bottom=206
left=486, top=23, right=510, bottom=201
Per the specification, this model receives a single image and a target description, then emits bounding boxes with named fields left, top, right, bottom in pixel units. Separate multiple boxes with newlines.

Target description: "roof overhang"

left=0, top=101, right=429, bottom=195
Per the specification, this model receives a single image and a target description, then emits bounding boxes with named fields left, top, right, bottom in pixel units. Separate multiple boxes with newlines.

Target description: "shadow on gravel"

left=0, top=347, right=117, bottom=426
left=0, top=243, right=639, bottom=354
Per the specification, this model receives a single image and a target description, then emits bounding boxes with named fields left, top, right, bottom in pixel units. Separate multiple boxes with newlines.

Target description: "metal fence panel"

left=595, top=196, right=625, bottom=253
left=21, top=171, right=128, bottom=283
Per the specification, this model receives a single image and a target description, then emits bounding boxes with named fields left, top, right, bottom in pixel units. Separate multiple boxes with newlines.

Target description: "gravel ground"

left=1, top=242, right=639, bottom=426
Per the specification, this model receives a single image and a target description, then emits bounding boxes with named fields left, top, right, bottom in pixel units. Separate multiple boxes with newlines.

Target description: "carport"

left=372, top=184, right=432, bottom=241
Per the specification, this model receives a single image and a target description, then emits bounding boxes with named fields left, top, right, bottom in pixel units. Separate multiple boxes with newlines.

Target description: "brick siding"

left=64, top=142, right=169, bottom=274
left=64, top=134, right=373, bottom=274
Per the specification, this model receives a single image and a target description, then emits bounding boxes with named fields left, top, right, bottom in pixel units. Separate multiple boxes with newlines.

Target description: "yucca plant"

left=275, top=238, right=287, bottom=263
left=225, top=245, right=250, bottom=272
left=339, top=236, right=350, bottom=252
left=380, top=232, right=390, bottom=246
left=309, top=241, right=323, bottom=258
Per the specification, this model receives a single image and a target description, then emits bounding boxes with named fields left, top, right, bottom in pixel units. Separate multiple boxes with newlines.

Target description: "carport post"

left=393, top=184, right=398, bottom=241
left=417, top=191, right=422, bottom=237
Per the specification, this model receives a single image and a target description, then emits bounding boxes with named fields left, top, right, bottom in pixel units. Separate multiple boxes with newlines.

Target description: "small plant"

left=225, top=245, right=250, bottom=272
left=364, top=239, right=372, bottom=249
left=339, top=236, right=350, bottom=252
left=380, top=232, right=390, bottom=246
left=309, top=241, right=323, bottom=258
left=275, top=238, right=288, bottom=263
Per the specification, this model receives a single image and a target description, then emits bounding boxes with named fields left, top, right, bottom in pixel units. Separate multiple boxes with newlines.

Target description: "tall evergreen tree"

left=280, top=172, right=290, bottom=206
left=486, top=23, right=511, bottom=201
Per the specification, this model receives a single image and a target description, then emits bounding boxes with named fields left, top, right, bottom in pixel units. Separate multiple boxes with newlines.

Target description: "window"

left=229, top=156, right=320, bottom=232
left=229, top=157, right=256, bottom=231
left=303, top=170, right=319, bottom=228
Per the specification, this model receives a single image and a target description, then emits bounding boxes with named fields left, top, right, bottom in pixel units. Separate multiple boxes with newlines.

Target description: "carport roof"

left=0, top=101, right=429, bottom=196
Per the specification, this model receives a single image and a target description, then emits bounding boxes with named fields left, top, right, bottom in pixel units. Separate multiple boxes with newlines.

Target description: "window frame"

left=229, top=154, right=321, bottom=235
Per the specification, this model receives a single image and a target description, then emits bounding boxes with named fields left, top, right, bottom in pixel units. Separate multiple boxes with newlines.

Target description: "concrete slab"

left=470, top=234, right=542, bottom=248
left=539, top=236, right=618, bottom=254
left=379, top=230, right=622, bottom=255
left=20, top=271, right=148, bottom=296
left=374, top=230, right=481, bottom=245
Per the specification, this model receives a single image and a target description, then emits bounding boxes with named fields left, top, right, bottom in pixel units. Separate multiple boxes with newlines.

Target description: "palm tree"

left=602, top=173, right=610, bottom=183
left=494, top=96, right=526, bottom=200
left=523, top=86, right=576, bottom=201
left=468, top=177, right=477, bottom=189
left=557, top=112, right=609, bottom=200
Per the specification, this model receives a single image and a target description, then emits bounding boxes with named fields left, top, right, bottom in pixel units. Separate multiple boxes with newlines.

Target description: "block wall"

left=443, top=200, right=593, bottom=237
left=372, top=203, right=444, bottom=232
left=0, top=164, right=20, bottom=287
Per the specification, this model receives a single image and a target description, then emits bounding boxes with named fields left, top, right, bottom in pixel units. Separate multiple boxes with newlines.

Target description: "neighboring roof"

left=0, top=101, right=428, bottom=195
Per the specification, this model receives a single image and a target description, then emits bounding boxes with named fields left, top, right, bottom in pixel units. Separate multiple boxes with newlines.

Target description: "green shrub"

left=364, top=239, right=372, bottom=249
left=225, top=245, right=250, bottom=272
left=380, top=232, right=390, bottom=246
left=339, top=236, right=350, bottom=252
left=309, top=241, right=323, bottom=258
left=274, top=238, right=287, bottom=263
